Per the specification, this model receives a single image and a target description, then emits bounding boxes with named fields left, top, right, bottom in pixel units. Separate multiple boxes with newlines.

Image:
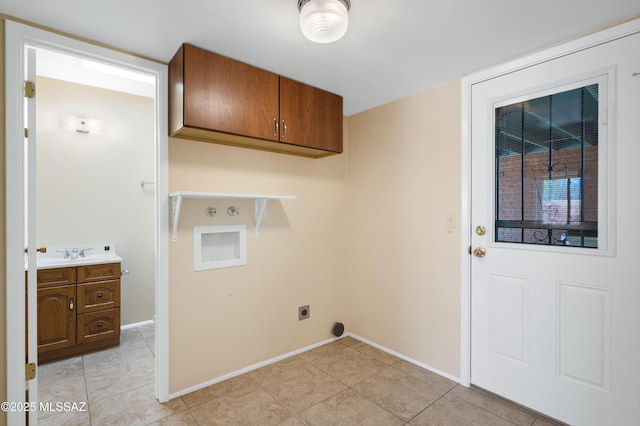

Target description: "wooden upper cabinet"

left=279, top=76, right=343, bottom=153
left=169, top=43, right=343, bottom=158
left=173, top=44, right=280, bottom=141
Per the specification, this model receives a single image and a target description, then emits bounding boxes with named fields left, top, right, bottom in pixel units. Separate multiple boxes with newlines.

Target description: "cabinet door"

left=279, top=77, right=343, bottom=153
left=37, top=285, right=76, bottom=353
left=182, top=44, right=280, bottom=141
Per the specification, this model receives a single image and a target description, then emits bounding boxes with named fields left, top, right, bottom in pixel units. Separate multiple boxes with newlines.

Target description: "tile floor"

left=38, top=325, right=564, bottom=425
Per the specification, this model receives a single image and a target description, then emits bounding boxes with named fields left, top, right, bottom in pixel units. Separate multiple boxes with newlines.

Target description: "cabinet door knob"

left=281, top=119, right=287, bottom=139
left=273, top=117, right=279, bottom=137
left=69, top=298, right=74, bottom=312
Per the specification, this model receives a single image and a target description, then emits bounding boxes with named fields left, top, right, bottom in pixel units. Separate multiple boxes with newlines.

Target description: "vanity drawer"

left=77, top=308, right=120, bottom=344
left=77, top=280, right=120, bottom=314
left=77, top=263, right=121, bottom=283
left=37, top=267, right=76, bottom=288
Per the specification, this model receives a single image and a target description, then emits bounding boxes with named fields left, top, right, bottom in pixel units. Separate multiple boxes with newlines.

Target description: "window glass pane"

left=495, top=84, right=598, bottom=247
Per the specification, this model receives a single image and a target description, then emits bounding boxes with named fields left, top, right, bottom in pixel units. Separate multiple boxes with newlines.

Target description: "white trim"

left=120, top=319, right=155, bottom=330
left=168, top=336, right=340, bottom=399
left=347, top=333, right=462, bottom=384
left=4, top=20, right=171, bottom=407
left=460, top=17, right=640, bottom=390
left=169, top=333, right=460, bottom=400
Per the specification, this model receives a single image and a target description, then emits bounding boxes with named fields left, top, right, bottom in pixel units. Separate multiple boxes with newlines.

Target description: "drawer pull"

left=97, top=322, right=103, bottom=328
left=97, top=292, right=103, bottom=299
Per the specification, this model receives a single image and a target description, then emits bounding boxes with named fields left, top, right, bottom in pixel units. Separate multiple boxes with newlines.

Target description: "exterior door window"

left=495, top=83, right=598, bottom=248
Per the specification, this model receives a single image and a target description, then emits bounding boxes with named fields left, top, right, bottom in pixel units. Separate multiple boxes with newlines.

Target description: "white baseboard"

left=167, top=333, right=462, bottom=400
left=168, top=336, right=340, bottom=399
left=121, top=319, right=155, bottom=330
left=347, top=333, right=462, bottom=385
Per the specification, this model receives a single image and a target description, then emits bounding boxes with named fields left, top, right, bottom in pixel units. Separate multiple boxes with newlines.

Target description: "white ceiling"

left=3, top=0, right=639, bottom=116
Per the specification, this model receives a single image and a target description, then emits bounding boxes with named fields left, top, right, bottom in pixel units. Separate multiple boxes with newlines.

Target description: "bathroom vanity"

left=31, top=247, right=123, bottom=363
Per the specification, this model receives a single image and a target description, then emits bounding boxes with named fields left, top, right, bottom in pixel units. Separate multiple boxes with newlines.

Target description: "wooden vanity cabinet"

left=169, top=43, right=343, bottom=158
left=37, top=263, right=121, bottom=363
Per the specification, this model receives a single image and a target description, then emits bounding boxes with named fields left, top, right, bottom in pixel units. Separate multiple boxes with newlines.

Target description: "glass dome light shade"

left=299, top=0, right=350, bottom=44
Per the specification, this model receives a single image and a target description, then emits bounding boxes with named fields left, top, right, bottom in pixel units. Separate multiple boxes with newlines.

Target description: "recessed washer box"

left=193, top=225, right=247, bottom=271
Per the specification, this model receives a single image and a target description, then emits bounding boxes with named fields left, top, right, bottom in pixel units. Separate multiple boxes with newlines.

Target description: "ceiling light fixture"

left=298, top=0, right=351, bottom=44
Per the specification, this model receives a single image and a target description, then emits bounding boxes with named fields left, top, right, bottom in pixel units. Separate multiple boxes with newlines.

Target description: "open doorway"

left=35, top=48, right=157, bottom=423
left=5, top=20, right=169, bottom=425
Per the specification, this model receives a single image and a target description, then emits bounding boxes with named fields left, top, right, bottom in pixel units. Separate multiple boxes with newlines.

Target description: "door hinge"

left=25, top=362, right=36, bottom=381
left=24, top=128, right=29, bottom=138
left=468, top=246, right=472, bottom=255
left=24, top=80, right=35, bottom=98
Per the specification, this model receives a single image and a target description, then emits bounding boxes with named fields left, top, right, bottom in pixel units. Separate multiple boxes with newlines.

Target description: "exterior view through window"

left=495, top=83, right=598, bottom=247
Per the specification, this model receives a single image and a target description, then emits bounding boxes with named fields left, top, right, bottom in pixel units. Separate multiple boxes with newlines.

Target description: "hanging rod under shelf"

left=169, top=191, right=296, bottom=240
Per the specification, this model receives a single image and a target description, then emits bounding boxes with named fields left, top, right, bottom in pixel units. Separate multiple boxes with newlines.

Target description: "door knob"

left=475, top=226, right=486, bottom=236
left=473, top=247, right=486, bottom=257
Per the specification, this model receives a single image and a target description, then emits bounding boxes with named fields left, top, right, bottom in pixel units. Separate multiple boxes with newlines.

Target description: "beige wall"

left=36, top=77, right=155, bottom=325
left=346, top=79, right=462, bottom=377
left=168, top=131, right=349, bottom=393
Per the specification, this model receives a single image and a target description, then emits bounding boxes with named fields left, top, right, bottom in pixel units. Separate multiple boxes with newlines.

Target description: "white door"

left=470, top=29, right=640, bottom=425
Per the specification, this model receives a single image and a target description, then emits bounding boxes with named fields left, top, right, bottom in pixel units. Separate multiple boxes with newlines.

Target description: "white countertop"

left=27, top=243, right=123, bottom=270
left=34, top=253, right=123, bottom=270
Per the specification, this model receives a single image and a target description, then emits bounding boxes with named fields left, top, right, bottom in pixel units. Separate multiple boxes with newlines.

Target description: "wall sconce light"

left=298, top=0, right=351, bottom=44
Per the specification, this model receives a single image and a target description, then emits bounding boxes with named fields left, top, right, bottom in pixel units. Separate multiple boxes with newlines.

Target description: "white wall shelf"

left=170, top=191, right=296, bottom=240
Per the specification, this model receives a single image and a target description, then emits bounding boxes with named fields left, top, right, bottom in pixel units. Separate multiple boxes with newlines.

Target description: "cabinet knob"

left=97, top=322, right=103, bottom=328
left=69, top=298, right=74, bottom=312
left=281, top=119, right=287, bottom=139
left=97, top=292, right=103, bottom=299
left=273, top=117, right=279, bottom=138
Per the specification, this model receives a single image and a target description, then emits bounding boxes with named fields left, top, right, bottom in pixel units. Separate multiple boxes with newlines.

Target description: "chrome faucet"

left=70, top=248, right=79, bottom=259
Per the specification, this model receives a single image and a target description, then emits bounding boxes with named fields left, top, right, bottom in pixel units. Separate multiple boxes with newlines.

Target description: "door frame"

left=4, top=20, right=170, bottom=423
left=460, top=17, right=640, bottom=388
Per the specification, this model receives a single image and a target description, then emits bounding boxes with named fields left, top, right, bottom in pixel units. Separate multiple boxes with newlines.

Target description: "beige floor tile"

left=90, top=382, right=187, bottom=425
left=311, top=347, right=387, bottom=386
left=182, top=375, right=260, bottom=408
left=246, top=355, right=308, bottom=385
left=144, top=335, right=156, bottom=355
left=409, top=393, right=515, bottom=426
left=138, top=322, right=156, bottom=338
left=84, top=348, right=155, bottom=402
left=448, top=385, right=536, bottom=426
left=336, top=336, right=360, bottom=347
left=83, top=344, right=153, bottom=373
left=146, top=409, right=199, bottom=425
left=189, top=388, right=292, bottom=426
left=278, top=416, right=306, bottom=425
left=38, top=408, right=91, bottom=426
left=352, top=342, right=402, bottom=365
left=38, top=356, right=87, bottom=404
left=118, top=327, right=149, bottom=350
left=394, top=360, right=458, bottom=392
left=352, top=366, right=447, bottom=421
left=299, top=388, right=404, bottom=426
left=259, top=363, right=347, bottom=413
left=297, top=341, right=347, bottom=362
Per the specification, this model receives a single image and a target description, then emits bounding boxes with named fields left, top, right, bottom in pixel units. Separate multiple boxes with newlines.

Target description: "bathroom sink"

left=28, top=244, right=123, bottom=269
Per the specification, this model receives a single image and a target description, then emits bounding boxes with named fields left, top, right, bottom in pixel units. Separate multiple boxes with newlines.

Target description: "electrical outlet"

left=298, top=305, right=310, bottom=321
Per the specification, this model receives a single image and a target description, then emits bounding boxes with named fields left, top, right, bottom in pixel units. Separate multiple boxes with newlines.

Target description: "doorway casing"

left=4, top=19, right=170, bottom=424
